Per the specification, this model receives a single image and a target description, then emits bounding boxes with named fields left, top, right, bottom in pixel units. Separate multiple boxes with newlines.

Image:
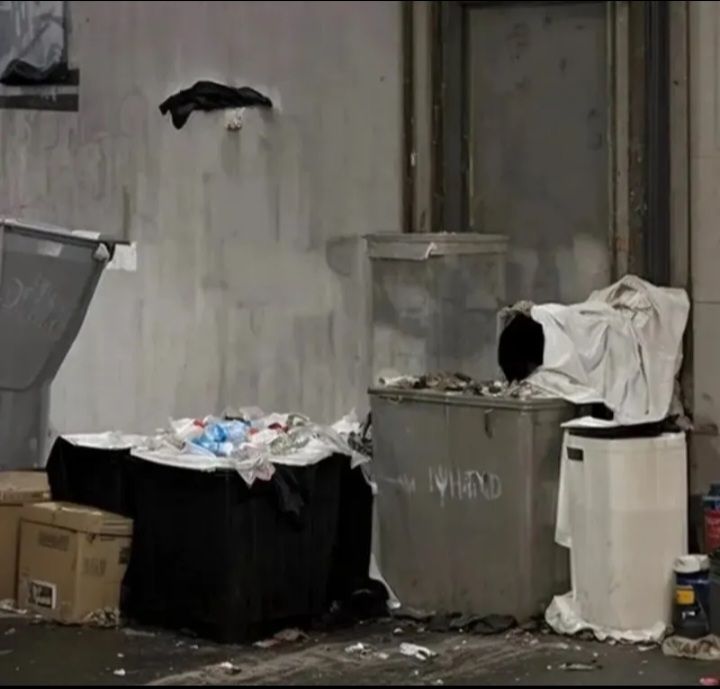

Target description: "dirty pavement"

left=0, top=611, right=714, bottom=686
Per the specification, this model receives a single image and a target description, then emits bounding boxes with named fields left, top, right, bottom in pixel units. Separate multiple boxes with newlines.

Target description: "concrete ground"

left=0, top=612, right=715, bottom=686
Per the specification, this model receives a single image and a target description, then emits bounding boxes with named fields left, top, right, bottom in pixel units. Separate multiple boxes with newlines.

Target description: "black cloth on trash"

left=46, top=437, right=136, bottom=517
left=158, top=80, right=272, bottom=129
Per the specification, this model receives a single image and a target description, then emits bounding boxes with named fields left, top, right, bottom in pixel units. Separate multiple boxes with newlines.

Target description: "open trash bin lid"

left=0, top=219, right=116, bottom=469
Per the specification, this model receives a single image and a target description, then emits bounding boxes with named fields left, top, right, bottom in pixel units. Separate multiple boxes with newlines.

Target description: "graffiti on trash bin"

left=0, top=274, right=70, bottom=340
left=428, top=466, right=502, bottom=506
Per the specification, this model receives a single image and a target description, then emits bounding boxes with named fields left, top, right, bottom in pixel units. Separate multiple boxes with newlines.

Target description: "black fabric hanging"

left=159, top=80, right=272, bottom=129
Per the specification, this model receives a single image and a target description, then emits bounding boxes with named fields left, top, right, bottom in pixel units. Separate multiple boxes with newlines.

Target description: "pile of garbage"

left=378, top=371, right=546, bottom=400
left=65, top=409, right=370, bottom=487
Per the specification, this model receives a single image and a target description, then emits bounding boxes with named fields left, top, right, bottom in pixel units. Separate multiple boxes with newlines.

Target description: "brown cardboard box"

left=17, top=501, right=132, bottom=624
left=0, top=472, right=50, bottom=602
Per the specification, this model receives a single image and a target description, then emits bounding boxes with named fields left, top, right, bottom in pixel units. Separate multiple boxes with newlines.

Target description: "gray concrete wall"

left=688, top=0, right=720, bottom=496
left=0, top=1, right=402, bottom=432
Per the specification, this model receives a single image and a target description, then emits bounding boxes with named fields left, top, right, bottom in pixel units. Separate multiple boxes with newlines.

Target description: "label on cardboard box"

left=27, top=579, right=56, bottom=610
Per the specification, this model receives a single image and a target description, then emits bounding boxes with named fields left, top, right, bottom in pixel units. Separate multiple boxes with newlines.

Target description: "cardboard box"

left=0, top=472, right=50, bottom=602
left=17, top=501, right=132, bottom=624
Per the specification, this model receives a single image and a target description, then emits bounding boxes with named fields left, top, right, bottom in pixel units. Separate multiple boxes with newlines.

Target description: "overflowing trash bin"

left=122, top=455, right=355, bottom=641
left=43, top=410, right=376, bottom=642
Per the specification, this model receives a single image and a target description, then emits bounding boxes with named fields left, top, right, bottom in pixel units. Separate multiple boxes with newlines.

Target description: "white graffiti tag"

left=429, top=467, right=502, bottom=506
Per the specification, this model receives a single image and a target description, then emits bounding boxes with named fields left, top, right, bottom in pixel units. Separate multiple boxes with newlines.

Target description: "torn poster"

left=0, top=1, right=70, bottom=85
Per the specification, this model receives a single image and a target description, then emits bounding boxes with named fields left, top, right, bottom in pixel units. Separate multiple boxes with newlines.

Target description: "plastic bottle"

left=673, top=554, right=710, bottom=639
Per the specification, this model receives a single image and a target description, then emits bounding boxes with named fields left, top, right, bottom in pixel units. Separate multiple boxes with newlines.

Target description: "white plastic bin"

left=564, top=432, right=687, bottom=630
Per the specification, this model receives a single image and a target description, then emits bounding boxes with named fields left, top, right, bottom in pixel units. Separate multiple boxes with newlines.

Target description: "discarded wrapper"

left=400, top=643, right=438, bottom=661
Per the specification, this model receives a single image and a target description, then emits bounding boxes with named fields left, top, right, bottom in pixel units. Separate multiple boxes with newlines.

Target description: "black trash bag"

left=159, top=80, right=272, bottom=129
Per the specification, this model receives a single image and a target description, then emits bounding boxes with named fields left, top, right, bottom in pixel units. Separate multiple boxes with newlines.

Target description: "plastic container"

left=121, top=454, right=372, bottom=642
left=565, top=432, right=687, bottom=630
left=673, top=555, right=710, bottom=639
left=0, top=219, right=115, bottom=470
left=369, top=387, right=573, bottom=621
left=367, top=233, right=507, bottom=382
left=704, top=483, right=720, bottom=554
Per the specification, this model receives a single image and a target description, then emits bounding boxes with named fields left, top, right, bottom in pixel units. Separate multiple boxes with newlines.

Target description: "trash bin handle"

left=567, top=447, right=584, bottom=462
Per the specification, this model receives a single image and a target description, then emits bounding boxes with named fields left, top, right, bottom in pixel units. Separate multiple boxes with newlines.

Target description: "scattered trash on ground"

left=663, top=635, right=720, bottom=661
left=122, top=628, right=156, bottom=638
left=218, top=661, right=242, bottom=676
left=3, top=628, right=15, bottom=636
left=343, top=642, right=390, bottom=661
left=0, top=600, right=27, bottom=615
left=399, top=642, right=438, bottom=661
left=638, top=644, right=656, bottom=652
left=84, top=607, right=120, bottom=628
left=113, top=669, right=126, bottom=677
left=391, top=607, right=434, bottom=623
left=345, top=642, right=372, bottom=656
left=558, top=661, right=601, bottom=672
left=117, top=653, right=124, bottom=659
left=424, top=612, right=516, bottom=635
left=254, top=628, right=308, bottom=649
left=699, top=678, right=720, bottom=686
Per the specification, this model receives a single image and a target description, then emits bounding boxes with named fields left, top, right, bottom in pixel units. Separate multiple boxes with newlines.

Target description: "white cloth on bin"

left=527, top=275, right=689, bottom=425
left=545, top=592, right=667, bottom=644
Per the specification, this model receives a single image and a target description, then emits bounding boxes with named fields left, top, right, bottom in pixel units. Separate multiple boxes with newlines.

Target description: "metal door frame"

left=402, top=1, right=675, bottom=286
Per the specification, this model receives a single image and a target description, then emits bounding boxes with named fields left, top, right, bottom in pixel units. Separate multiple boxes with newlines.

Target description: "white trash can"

left=564, top=431, right=687, bottom=630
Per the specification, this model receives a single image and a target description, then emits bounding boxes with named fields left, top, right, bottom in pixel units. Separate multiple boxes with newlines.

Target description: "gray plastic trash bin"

left=369, top=387, right=573, bottom=621
left=0, top=219, right=115, bottom=470
left=367, top=233, right=507, bottom=382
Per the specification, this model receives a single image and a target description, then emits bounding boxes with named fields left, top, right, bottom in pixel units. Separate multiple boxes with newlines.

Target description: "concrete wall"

left=0, top=1, right=402, bottom=432
left=689, top=0, right=720, bottom=497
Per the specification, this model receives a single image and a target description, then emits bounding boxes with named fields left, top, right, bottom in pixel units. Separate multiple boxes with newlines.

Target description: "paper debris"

left=399, top=643, right=437, bottom=661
